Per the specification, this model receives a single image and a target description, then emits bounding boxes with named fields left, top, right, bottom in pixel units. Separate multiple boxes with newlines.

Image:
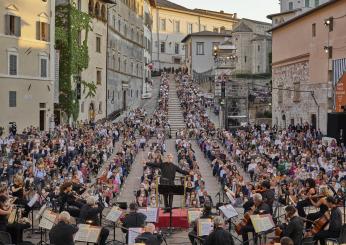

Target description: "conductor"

left=144, top=153, right=191, bottom=209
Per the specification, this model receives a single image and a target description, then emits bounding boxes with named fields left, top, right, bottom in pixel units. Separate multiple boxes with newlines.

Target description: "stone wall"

left=272, top=60, right=329, bottom=133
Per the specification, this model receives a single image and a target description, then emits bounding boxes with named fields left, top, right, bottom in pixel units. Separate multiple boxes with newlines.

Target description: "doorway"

left=89, top=103, right=95, bottom=122
left=311, top=114, right=317, bottom=129
left=39, top=110, right=45, bottom=131
left=123, top=90, right=127, bottom=110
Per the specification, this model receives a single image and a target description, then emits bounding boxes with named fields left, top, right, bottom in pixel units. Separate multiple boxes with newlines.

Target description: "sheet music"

left=188, top=209, right=202, bottom=223
left=197, top=219, right=213, bottom=237
left=250, top=214, right=274, bottom=233
left=219, top=204, right=238, bottom=219
left=128, top=227, right=143, bottom=245
left=39, top=210, right=57, bottom=230
left=35, top=204, right=47, bottom=221
left=225, top=191, right=236, bottom=204
left=105, top=207, right=123, bottom=222
left=137, top=207, right=158, bottom=223
left=74, top=224, right=101, bottom=243
left=28, top=193, right=39, bottom=207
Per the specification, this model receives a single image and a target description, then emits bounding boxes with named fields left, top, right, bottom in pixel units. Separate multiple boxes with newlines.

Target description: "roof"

left=156, top=0, right=237, bottom=20
left=269, top=0, right=339, bottom=32
left=266, top=9, right=300, bottom=19
left=242, top=18, right=271, bottom=26
left=233, top=22, right=253, bottom=32
left=156, top=0, right=189, bottom=11
left=181, top=31, right=231, bottom=43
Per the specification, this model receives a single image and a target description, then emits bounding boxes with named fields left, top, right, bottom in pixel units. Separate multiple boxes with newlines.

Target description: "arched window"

left=95, top=2, right=100, bottom=18
left=101, top=4, right=106, bottom=20
left=88, top=0, right=94, bottom=15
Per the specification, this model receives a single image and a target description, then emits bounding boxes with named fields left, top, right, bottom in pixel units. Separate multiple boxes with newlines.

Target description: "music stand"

left=158, top=184, right=184, bottom=233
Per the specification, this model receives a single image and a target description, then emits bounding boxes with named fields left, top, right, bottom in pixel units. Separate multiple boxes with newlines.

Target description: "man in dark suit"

left=240, top=193, right=271, bottom=245
left=79, top=197, right=109, bottom=245
left=49, top=211, right=78, bottom=245
left=122, top=202, right=147, bottom=242
left=144, top=153, right=191, bottom=208
left=204, top=216, right=234, bottom=245
left=135, top=223, right=162, bottom=245
left=281, top=205, right=304, bottom=245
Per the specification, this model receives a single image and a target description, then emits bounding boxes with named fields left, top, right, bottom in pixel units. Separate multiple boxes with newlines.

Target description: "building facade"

left=0, top=0, right=55, bottom=133
left=268, top=0, right=331, bottom=27
left=231, top=19, right=272, bottom=75
left=107, top=0, right=145, bottom=117
left=182, top=31, right=231, bottom=77
left=271, top=0, right=346, bottom=133
left=152, top=0, right=237, bottom=71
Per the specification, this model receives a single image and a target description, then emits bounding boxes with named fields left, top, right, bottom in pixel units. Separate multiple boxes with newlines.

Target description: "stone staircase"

left=168, top=81, right=185, bottom=137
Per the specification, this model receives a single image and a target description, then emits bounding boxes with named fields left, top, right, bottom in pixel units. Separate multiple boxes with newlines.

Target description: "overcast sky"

left=168, top=0, right=281, bottom=22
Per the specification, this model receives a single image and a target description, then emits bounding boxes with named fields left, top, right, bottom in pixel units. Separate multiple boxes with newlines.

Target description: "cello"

left=304, top=210, right=330, bottom=238
left=235, top=205, right=255, bottom=235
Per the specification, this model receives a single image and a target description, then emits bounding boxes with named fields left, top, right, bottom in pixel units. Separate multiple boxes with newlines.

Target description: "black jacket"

left=282, top=216, right=304, bottom=245
left=204, top=227, right=234, bottom=245
left=79, top=203, right=103, bottom=226
left=49, top=221, right=78, bottom=245
left=122, top=212, right=147, bottom=233
left=136, top=232, right=162, bottom=245
left=146, top=161, right=189, bottom=185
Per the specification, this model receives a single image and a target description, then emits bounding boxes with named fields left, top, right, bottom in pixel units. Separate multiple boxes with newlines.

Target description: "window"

left=160, top=19, right=166, bottom=31
left=315, top=0, right=319, bottom=6
left=9, top=91, right=16, bottom=107
left=118, top=15, right=121, bottom=31
left=288, top=2, right=293, bottom=10
left=312, top=23, right=316, bottom=37
left=96, top=69, right=102, bottom=84
left=196, top=42, right=204, bottom=55
left=220, top=26, right=226, bottom=33
left=174, top=58, right=181, bottom=64
left=40, top=57, right=48, bottom=78
left=77, top=0, right=82, bottom=10
left=293, top=82, right=300, bottom=102
left=244, top=56, right=247, bottom=63
left=213, top=27, right=218, bottom=33
left=258, top=45, right=261, bottom=52
left=187, top=23, right=193, bottom=34
left=305, top=0, right=310, bottom=7
left=5, top=15, right=21, bottom=37
left=123, top=60, right=127, bottom=73
left=257, top=65, right=260, bottom=72
left=174, top=21, right=180, bottom=33
left=327, top=46, right=333, bottom=59
left=8, top=54, right=18, bottom=75
left=175, top=43, right=179, bottom=54
left=160, top=42, right=165, bottom=53
left=96, top=36, right=101, bottom=53
left=81, top=102, right=84, bottom=113
left=124, top=24, right=127, bottom=37
left=36, top=22, right=49, bottom=41
left=131, top=62, right=134, bottom=75
left=326, top=17, right=334, bottom=32
left=201, top=25, right=207, bottom=31
left=98, top=102, right=102, bottom=113
left=88, top=0, right=94, bottom=14
left=136, top=90, right=139, bottom=98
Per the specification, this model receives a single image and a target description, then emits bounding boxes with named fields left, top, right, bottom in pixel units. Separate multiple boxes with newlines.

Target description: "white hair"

left=59, top=211, right=71, bottom=223
left=253, top=193, right=263, bottom=202
left=213, top=216, right=224, bottom=227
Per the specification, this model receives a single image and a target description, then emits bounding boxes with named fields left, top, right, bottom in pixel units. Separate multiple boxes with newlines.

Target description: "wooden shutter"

left=47, top=23, right=50, bottom=42
left=15, top=16, right=21, bottom=37
left=5, top=15, right=10, bottom=35
left=36, top=21, right=41, bottom=40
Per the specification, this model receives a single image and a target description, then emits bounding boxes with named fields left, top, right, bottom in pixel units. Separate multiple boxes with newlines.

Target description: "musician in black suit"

left=204, top=216, right=234, bottom=245
left=240, top=193, right=271, bottom=245
left=79, top=196, right=109, bottom=245
left=280, top=205, right=304, bottom=245
left=122, top=202, right=147, bottom=242
left=135, top=223, right=162, bottom=245
left=313, top=197, right=342, bottom=245
left=49, top=211, right=78, bottom=245
left=144, top=153, right=191, bottom=209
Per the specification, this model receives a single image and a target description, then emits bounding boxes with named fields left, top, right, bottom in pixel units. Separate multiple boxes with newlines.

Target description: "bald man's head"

left=144, top=223, right=156, bottom=233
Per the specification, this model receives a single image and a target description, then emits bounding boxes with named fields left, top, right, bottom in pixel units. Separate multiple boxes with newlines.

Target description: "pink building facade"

left=271, top=0, right=346, bottom=133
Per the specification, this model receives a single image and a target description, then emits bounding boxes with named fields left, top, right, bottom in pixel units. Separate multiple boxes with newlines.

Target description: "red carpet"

left=156, top=208, right=189, bottom=229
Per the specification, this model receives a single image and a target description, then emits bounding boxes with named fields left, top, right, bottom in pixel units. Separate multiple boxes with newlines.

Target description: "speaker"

left=327, top=113, right=346, bottom=145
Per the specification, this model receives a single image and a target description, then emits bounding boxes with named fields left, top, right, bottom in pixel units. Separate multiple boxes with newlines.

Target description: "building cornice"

left=156, top=7, right=238, bottom=23
left=0, top=74, right=53, bottom=81
left=108, top=26, right=144, bottom=49
left=272, top=53, right=310, bottom=67
left=107, top=68, right=144, bottom=80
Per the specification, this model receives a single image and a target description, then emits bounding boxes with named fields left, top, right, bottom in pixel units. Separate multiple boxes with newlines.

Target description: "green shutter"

left=36, top=21, right=41, bottom=40
left=15, top=16, right=21, bottom=37
left=5, top=15, right=10, bottom=35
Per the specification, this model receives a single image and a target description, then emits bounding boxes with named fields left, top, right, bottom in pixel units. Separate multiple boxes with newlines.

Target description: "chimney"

left=233, top=13, right=237, bottom=19
left=220, top=10, right=224, bottom=13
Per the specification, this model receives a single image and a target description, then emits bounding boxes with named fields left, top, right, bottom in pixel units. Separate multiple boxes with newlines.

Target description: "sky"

left=168, top=0, right=281, bottom=22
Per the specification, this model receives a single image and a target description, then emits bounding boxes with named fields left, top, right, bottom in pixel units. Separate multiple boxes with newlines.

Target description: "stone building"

left=107, top=0, right=145, bottom=116
left=270, top=0, right=346, bottom=133
left=152, top=0, right=238, bottom=71
left=0, top=0, right=55, bottom=132
left=268, top=0, right=331, bottom=27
